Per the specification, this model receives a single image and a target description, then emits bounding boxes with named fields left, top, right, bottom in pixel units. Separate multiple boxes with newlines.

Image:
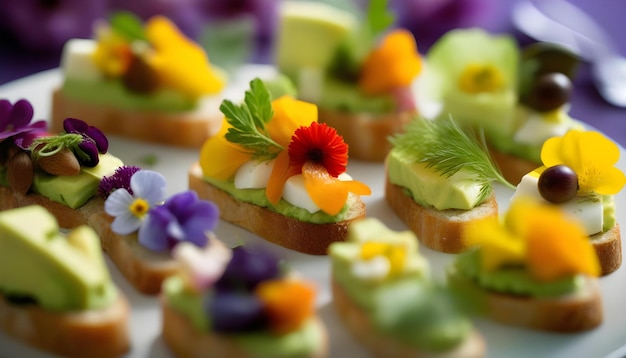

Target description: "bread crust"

left=51, top=87, right=222, bottom=148
left=488, top=148, right=540, bottom=186
left=161, top=295, right=327, bottom=358
left=0, top=186, right=178, bottom=295
left=384, top=177, right=498, bottom=253
left=331, top=280, right=485, bottom=358
left=447, top=266, right=603, bottom=332
left=188, top=163, right=366, bottom=255
left=591, top=224, right=622, bottom=276
left=318, top=108, right=414, bottom=162
left=0, top=292, right=130, bottom=358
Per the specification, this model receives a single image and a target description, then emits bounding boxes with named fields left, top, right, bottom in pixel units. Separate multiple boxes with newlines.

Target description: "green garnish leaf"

left=390, top=116, right=514, bottom=202
left=139, top=154, right=158, bottom=166
left=221, top=78, right=284, bottom=159
left=110, top=11, right=147, bottom=42
left=367, top=0, right=395, bottom=38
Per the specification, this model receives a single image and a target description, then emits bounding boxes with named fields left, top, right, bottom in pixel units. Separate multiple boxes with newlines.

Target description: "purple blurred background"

left=0, top=0, right=625, bottom=144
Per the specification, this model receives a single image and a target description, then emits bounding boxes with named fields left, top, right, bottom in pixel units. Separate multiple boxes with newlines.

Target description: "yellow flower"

left=541, top=130, right=626, bottom=195
left=359, top=241, right=408, bottom=277
left=145, top=16, right=226, bottom=98
left=463, top=217, right=525, bottom=271
left=92, top=28, right=132, bottom=77
left=463, top=199, right=600, bottom=281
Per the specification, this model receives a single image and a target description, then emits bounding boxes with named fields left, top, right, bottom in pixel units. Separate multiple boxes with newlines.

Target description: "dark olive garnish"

left=122, top=54, right=159, bottom=94
left=528, top=72, right=573, bottom=112
left=538, top=165, right=579, bottom=203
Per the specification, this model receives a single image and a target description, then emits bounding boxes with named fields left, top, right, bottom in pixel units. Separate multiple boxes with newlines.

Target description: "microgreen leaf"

left=390, top=116, right=514, bottom=203
left=367, top=0, right=395, bottom=39
left=221, top=79, right=283, bottom=159
left=109, top=11, right=147, bottom=42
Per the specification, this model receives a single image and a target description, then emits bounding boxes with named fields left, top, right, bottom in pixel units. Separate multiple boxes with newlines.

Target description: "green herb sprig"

left=367, top=0, right=395, bottom=39
left=109, top=11, right=147, bottom=42
left=390, top=116, right=514, bottom=202
left=221, top=78, right=284, bottom=159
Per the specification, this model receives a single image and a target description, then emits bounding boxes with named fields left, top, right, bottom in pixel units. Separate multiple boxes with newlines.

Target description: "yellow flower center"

left=129, top=198, right=150, bottom=219
left=458, top=63, right=504, bottom=94
left=360, top=241, right=407, bottom=276
left=577, top=165, right=601, bottom=195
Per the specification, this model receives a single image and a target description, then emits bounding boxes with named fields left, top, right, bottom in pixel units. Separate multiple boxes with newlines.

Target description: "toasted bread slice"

left=591, top=224, right=622, bottom=276
left=0, top=186, right=178, bottom=294
left=188, top=163, right=366, bottom=255
left=447, top=265, right=603, bottom=332
left=489, top=147, right=540, bottom=186
left=161, top=295, right=328, bottom=358
left=318, top=108, right=414, bottom=162
left=0, top=291, right=130, bottom=358
left=331, top=280, right=485, bottom=358
left=384, top=177, right=498, bottom=253
left=51, top=87, right=222, bottom=148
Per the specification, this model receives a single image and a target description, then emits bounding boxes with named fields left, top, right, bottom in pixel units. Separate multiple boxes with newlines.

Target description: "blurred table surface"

left=0, top=0, right=625, bottom=145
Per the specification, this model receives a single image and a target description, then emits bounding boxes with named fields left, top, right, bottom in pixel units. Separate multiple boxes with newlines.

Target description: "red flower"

left=288, top=122, right=348, bottom=177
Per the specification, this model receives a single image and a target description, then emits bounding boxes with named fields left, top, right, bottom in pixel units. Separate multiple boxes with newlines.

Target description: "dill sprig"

left=390, top=116, right=514, bottom=202
left=221, top=78, right=284, bottom=159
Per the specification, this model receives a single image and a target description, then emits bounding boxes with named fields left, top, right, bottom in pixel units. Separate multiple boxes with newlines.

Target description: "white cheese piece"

left=511, top=173, right=603, bottom=235
left=351, top=256, right=391, bottom=281
left=60, top=39, right=102, bottom=82
left=234, top=160, right=275, bottom=189
left=514, top=113, right=570, bottom=146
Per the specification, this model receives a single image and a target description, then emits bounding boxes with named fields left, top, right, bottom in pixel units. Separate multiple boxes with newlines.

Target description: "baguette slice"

left=161, top=295, right=328, bottom=358
left=447, top=265, right=603, bottom=332
left=188, top=163, right=366, bottom=255
left=489, top=147, right=540, bottom=186
left=51, top=87, right=223, bottom=148
left=591, top=224, right=622, bottom=276
left=318, top=108, right=414, bottom=162
left=331, top=280, right=485, bottom=358
left=0, top=186, right=178, bottom=295
left=0, top=291, right=130, bottom=358
left=384, top=177, right=498, bottom=254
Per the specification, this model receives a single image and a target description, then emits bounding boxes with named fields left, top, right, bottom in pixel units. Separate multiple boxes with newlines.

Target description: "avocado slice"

left=0, top=206, right=116, bottom=311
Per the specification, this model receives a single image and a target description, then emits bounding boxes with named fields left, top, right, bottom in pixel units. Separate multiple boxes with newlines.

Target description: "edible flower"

left=92, top=27, right=132, bottom=77
left=139, top=190, right=219, bottom=252
left=540, top=130, right=626, bottom=196
left=173, top=236, right=233, bottom=292
left=63, top=118, right=109, bottom=166
left=354, top=241, right=408, bottom=279
left=0, top=99, right=47, bottom=149
left=98, top=165, right=142, bottom=198
left=104, top=169, right=167, bottom=235
left=359, top=29, right=422, bottom=95
left=266, top=122, right=371, bottom=215
left=423, top=29, right=518, bottom=132
left=463, top=199, right=600, bottom=281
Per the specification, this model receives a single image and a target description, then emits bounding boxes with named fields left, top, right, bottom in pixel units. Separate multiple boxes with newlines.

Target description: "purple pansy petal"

left=77, top=139, right=100, bottom=167
left=9, top=99, right=34, bottom=129
left=0, top=100, right=11, bottom=132
left=85, top=126, right=108, bottom=153
left=111, top=212, right=142, bottom=235
left=104, top=188, right=134, bottom=216
left=162, top=190, right=196, bottom=217
left=12, top=120, right=48, bottom=149
left=131, top=170, right=167, bottom=204
left=179, top=217, right=211, bottom=247
left=63, top=117, right=89, bottom=134
left=138, top=208, right=172, bottom=252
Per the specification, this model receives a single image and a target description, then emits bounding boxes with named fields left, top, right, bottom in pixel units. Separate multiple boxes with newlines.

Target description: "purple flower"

left=0, top=99, right=47, bottom=149
left=138, top=190, right=219, bottom=252
left=98, top=165, right=142, bottom=199
left=63, top=118, right=108, bottom=167
left=105, top=170, right=167, bottom=235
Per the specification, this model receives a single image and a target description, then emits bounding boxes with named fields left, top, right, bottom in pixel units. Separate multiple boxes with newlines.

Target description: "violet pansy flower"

left=0, top=99, right=47, bottom=149
left=63, top=118, right=109, bottom=167
left=105, top=170, right=167, bottom=235
left=138, top=190, right=219, bottom=252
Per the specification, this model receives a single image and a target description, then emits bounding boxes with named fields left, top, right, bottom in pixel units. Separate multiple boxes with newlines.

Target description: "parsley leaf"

left=221, top=78, right=283, bottom=159
left=367, top=0, right=395, bottom=39
left=109, top=12, right=147, bottom=42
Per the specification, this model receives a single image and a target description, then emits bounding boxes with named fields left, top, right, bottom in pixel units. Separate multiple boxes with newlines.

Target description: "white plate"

left=0, top=66, right=625, bottom=358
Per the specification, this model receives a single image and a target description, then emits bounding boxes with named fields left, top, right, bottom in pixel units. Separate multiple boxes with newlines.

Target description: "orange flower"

left=359, top=29, right=422, bottom=95
left=255, top=279, right=316, bottom=335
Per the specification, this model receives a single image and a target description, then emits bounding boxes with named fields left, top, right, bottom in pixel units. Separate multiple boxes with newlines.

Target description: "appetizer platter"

left=1, top=65, right=626, bottom=358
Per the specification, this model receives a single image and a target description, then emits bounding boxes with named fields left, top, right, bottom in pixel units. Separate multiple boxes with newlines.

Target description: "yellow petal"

left=267, top=96, right=318, bottom=147
left=463, top=217, right=525, bottom=271
left=199, top=120, right=251, bottom=179
left=146, top=16, right=225, bottom=98
left=303, top=162, right=349, bottom=216
left=588, top=166, right=626, bottom=195
left=523, top=202, right=600, bottom=281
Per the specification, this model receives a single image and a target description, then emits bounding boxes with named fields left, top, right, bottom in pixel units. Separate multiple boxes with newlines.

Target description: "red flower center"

left=288, top=122, right=348, bottom=177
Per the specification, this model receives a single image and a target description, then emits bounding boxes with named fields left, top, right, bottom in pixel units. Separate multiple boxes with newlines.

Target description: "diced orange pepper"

left=255, top=279, right=316, bottom=335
